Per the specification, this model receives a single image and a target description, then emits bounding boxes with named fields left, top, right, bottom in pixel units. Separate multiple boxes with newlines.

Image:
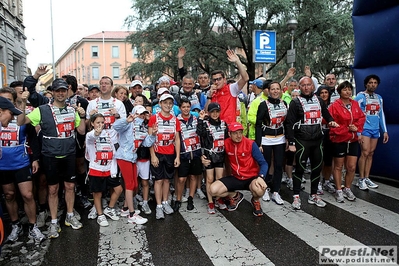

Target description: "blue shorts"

left=361, top=128, right=380, bottom=139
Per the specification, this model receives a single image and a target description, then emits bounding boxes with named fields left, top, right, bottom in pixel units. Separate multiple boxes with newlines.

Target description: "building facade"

left=55, top=31, right=139, bottom=86
left=0, top=0, right=27, bottom=86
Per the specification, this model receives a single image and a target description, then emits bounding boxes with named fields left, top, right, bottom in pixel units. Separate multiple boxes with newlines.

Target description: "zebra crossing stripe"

left=302, top=186, right=399, bottom=236
left=98, top=219, right=154, bottom=265
left=179, top=197, right=275, bottom=266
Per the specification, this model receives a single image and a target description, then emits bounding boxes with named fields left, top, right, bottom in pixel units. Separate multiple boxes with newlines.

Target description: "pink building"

left=55, top=31, right=138, bottom=86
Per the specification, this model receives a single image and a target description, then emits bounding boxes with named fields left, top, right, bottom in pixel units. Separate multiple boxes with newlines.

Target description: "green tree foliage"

left=125, top=0, right=354, bottom=84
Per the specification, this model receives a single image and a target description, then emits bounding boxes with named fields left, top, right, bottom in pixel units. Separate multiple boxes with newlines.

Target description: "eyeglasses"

left=212, top=77, right=223, bottom=83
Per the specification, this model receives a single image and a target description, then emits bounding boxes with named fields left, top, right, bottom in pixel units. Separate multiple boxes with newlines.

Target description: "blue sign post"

left=253, top=30, right=276, bottom=63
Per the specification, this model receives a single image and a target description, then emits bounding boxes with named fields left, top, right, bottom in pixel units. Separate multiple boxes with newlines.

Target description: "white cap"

left=132, top=105, right=148, bottom=114
left=159, top=94, right=174, bottom=102
left=130, top=80, right=143, bottom=88
left=157, top=87, right=169, bottom=95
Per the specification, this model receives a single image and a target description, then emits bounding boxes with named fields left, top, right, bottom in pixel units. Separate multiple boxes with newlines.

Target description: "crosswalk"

left=1, top=177, right=398, bottom=266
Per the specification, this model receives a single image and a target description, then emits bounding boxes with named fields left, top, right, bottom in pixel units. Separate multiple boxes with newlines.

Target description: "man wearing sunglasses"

left=205, top=50, right=249, bottom=125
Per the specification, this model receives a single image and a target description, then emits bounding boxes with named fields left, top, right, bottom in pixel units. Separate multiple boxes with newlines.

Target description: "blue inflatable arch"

left=352, top=1, right=399, bottom=179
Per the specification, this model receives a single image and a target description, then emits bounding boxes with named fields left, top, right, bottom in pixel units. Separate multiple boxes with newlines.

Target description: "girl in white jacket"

left=85, top=113, right=123, bottom=226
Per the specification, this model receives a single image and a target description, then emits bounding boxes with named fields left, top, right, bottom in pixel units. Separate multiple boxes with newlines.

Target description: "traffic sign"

left=253, top=30, right=276, bottom=63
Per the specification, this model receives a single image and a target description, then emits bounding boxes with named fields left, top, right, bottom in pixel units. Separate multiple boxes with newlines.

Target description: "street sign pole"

left=253, top=30, right=276, bottom=77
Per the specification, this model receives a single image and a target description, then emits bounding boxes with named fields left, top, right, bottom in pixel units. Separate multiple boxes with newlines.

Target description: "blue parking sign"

left=253, top=30, right=276, bottom=63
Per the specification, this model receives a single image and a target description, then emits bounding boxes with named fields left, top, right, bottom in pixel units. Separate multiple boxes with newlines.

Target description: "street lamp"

left=286, top=18, right=298, bottom=68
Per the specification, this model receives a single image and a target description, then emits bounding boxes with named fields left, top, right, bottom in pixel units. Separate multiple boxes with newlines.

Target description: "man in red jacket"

left=205, top=122, right=268, bottom=216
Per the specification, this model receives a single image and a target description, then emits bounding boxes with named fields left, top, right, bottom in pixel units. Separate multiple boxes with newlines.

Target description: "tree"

left=124, top=0, right=354, bottom=84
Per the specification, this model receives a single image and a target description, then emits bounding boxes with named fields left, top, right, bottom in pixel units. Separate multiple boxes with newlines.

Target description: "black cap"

left=207, top=102, right=221, bottom=112
left=88, top=85, right=100, bottom=91
left=0, top=96, right=22, bottom=115
left=52, top=78, right=69, bottom=91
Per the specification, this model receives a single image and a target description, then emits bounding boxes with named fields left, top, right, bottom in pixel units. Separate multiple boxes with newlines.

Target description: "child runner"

left=148, top=94, right=181, bottom=220
left=113, top=105, right=156, bottom=224
left=85, top=113, right=123, bottom=226
left=196, top=102, right=228, bottom=214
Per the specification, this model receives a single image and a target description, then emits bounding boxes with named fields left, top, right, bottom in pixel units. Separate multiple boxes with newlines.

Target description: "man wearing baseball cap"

left=18, top=76, right=87, bottom=238
left=205, top=122, right=268, bottom=216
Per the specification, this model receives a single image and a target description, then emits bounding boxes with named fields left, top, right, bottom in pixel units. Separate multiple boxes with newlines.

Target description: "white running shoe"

left=162, top=202, right=174, bottom=215
left=335, top=190, right=345, bottom=203
left=97, top=215, right=109, bottom=227
left=292, top=195, right=301, bottom=210
left=272, top=192, right=284, bottom=205
left=29, top=224, right=45, bottom=243
left=317, top=182, right=324, bottom=195
left=364, top=178, right=378, bottom=188
left=36, top=210, right=48, bottom=228
left=103, top=207, right=120, bottom=221
left=262, top=188, right=270, bottom=202
left=88, top=206, right=97, bottom=219
left=356, top=178, right=369, bottom=190
left=308, top=194, right=326, bottom=207
left=128, top=213, right=148, bottom=225
left=7, top=223, right=22, bottom=242
left=343, top=188, right=356, bottom=201
left=196, top=189, right=206, bottom=200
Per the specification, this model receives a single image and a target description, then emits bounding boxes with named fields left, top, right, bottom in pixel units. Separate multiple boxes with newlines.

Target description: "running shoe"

left=36, top=210, right=48, bottom=228
left=287, top=179, right=293, bottom=190
left=7, top=223, right=22, bottom=242
left=308, top=194, right=326, bottom=207
left=65, top=215, right=83, bottom=229
left=215, top=198, right=227, bottom=210
left=292, top=195, right=301, bottom=210
left=47, top=223, right=61, bottom=239
left=97, top=215, right=109, bottom=227
left=262, top=188, right=270, bottom=202
left=120, top=208, right=129, bottom=217
left=187, top=196, right=194, bottom=211
left=104, top=207, right=120, bottom=221
left=28, top=224, right=45, bottom=243
left=323, top=181, right=336, bottom=194
left=207, top=202, right=216, bottom=214
left=317, top=182, right=324, bottom=195
left=156, top=206, right=165, bottom=220
left=88, top=206, right=98, bottom=219
left=356, top=178, right=369, bottom=190
left=135, top=194, right=144, bottom=202
left=196, top=189, right=206, bottom=199
left=141, top=202, right=152, bottom=214
left=251, top=197, right=263, bottom=217
left=343, top=188, right=356, bottom=201
left=365, top=178, right=378, bottom=189
left=128, top=213, right=148, bottom=225
left=272, top=192, right=284, bottom=205
left=162, top=202, right=174, bottom=215
left=173, top=201, right=181, bottom=212
left=73, top=209, right=81, bottom=221
left=80, top=196, right=92, bottom=209
left=281, top=173, right=289, bottom=184
left=335, top=190, right=345, bottom=203
left=227, top=192, right=244, bottom=212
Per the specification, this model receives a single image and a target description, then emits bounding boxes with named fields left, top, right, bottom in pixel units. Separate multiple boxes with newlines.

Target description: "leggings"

left=262, top=143, right=285, bottom=193
left=117, top=159, right=138, bottom=191
left=293, top=138, right=323, bottom=195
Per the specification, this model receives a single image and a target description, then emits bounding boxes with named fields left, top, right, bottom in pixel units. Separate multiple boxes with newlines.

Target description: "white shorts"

left=137, top=160, right=150, bottom=180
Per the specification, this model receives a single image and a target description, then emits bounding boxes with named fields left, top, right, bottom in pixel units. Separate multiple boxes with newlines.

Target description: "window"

left=112, top=67, right=119, bottom=79
left=133, top=47, right=139, bottom=58
left=78, top=51, right=80, bottom=63
left=92, top=67, right=99, bottom=80
left=92, top=46, right=99, bottom=57
left=82, top=48, right=84, bottom=60
left=112, top=46, right=119, bottom=58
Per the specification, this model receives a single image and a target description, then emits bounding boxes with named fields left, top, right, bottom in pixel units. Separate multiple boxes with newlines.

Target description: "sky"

left=23, top=0, right=133, bottom=70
